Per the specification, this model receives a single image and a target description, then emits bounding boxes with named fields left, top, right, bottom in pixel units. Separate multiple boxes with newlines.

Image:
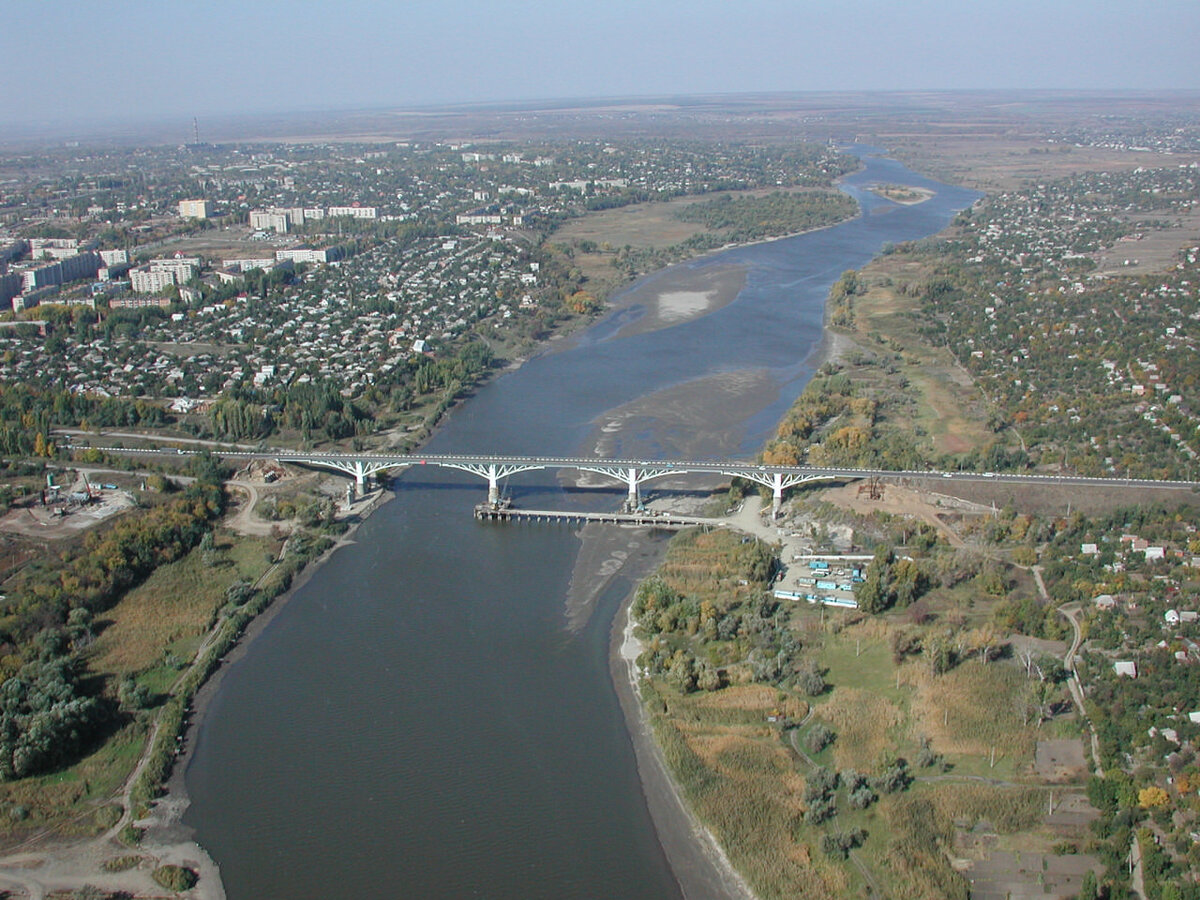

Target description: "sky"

left=3, top=0, right=1198, bottom=133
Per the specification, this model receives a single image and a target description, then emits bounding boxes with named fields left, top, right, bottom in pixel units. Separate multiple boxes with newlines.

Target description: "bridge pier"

left=625, top=467, right=640, bottom=510
left=487, top=464, right=501, bottom=506
left=771, top=473, right=785, bottom=518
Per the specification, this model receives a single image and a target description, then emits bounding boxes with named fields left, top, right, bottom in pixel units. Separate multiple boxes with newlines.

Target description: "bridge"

left=94, top=444, right=1200, bottom=517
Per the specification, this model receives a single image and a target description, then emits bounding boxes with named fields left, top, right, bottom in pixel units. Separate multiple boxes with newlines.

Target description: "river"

left=181, top=149, right=979, bottom=899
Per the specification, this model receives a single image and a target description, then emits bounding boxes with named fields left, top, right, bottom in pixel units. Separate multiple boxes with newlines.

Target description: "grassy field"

left=0, top=529, right=277, bottom=842
left=89, top=530, right=275, bottom=679
left=835, top=251, right=998, bottom=458
left=632, top=524, right=1081, bottom=898
left=644, top=680, right=853, bottom=900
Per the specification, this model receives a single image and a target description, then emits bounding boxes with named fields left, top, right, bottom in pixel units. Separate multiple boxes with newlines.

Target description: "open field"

left=885, top=132, right=1200, bottom=192
left=829, top=250, right=997, bottom=459
left=0, top=526, right=275, bottom=845
left=88, top=530, right=275, bottom=679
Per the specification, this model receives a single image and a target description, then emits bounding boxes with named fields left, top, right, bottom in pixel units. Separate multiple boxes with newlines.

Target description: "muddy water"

left=182, top=150, right=978, bottom=899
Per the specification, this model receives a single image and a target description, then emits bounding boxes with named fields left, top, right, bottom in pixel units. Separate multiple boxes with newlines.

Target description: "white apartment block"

left=178, top=199, right=215, bottom=219
left=326, top=206, right=377, bottom=219
left=275, top=247, right=341, bottom=264
left=29, top=238, right=80, bottom=261
left=130, top=267, right=178, bottom=294
left=222, top=257, right=276, bottom=272
left=249, top=210, right=292, bottom=233
left=148, top=257, right=199, bottom=282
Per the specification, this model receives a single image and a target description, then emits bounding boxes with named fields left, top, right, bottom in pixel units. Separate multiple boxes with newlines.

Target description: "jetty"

left=474, top=503, right=717, bottom=529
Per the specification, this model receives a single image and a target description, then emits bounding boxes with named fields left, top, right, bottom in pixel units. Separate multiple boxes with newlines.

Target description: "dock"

left=474, top=504, right=718, bottom=529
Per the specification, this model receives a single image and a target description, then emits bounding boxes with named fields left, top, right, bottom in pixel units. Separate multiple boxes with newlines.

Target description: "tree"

left=873, top=758, right=911, bottom=794
left=695, top=661, right=721, bottom=692
left=821, top=827, right=866, bottom=859
left=152, top=865, right=198, bottom=891
left=805, top=723, right=835, bottom=754
left=892, top=558, right=926, bottom=608
left=1138, top=786, right=1169, bottom=809
left=796, top=659, right=826, bottom=696
left=854, top=545, right=896, bottom=614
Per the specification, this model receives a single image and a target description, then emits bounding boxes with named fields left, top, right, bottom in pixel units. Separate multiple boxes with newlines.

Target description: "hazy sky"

left=4, top=0, right=1198, bottom=132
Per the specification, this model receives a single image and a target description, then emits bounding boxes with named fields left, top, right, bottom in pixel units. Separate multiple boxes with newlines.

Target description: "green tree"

left=854, top=545, right=896, bottom=613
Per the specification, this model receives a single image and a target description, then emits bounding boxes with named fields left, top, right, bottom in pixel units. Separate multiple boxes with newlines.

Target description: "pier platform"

left=474, top=504, right=717, bottom=529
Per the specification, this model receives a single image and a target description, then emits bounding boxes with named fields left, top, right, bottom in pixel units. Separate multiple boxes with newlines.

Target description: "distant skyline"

left=4, top=0, right=1199, bottom=136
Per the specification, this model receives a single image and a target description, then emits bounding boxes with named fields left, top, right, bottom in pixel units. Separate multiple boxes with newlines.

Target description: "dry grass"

left=926, top=782, right=1045, bottom=833
left=691, top=684, right=790, bottom=711
left=817, top=687, right=905, bottom=773
left=846, top=256, right=995, bottom=458
left=89, top=531, right=272, bottom=676
left=906, top=660, right=1036, bottom=761
left=647, top=680, right=852, bottom=900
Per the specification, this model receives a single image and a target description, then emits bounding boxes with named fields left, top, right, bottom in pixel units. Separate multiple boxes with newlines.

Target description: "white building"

left=178, top=199, right=215, bottom=219
left=275, top=247, right=341, bottom=264
left=147, top=257, right=199, bottom=282
left=130, top=267, right=179, bottom=294
left=28, top=238, right=79, bottom=260
left=327, top=205, right=377, bottom=219
left=222, top=257, right=276, bottom=272
left=249, top=210, right=292, bottom=233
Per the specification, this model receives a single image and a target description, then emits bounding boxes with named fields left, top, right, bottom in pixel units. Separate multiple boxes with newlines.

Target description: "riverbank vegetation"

left=0, top=461, right=353, bottom=844
left=631, top=523, right=1102, bottom=898
left=671, top=190, right=859, bottom=249
left=630, top=163, right=1200, bottom=894
left=685, top=156, right=1200, bottom=892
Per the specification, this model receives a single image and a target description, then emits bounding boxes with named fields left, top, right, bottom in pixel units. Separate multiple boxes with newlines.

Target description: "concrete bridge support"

left=625, top=467, right=640, bottom=509
left=771, top=473, right=786, bottom=518
left=487, top=464, right=501, bottom=506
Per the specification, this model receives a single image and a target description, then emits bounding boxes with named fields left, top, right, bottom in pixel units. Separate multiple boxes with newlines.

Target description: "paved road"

left=55, top=428, right=259, bottom=451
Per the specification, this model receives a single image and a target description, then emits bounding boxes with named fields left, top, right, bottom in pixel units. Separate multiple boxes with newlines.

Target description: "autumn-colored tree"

left=1138, top=786, right=1169, bottom=809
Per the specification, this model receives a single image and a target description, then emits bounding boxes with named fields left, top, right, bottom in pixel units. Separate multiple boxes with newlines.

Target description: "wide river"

left=182, top=149, right=978, bottom=898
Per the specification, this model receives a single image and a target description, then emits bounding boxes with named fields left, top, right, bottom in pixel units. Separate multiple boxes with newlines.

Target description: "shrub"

left=873, top=758, right=911, bottom=794
left=102, top=855, right=142, bottom=872
left=821, top=827, right=866, bottom=859
left=152, top=864, right=198, bottom=892
left=805, top=723, right=835, bottom=754
left=796, top=660, right=826, bottom=696
left=805, top=795, right=836, bottom=824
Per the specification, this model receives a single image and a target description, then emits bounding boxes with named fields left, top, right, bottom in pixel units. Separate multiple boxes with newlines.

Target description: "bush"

left=805, top=795, right=836, bottom=824
left=94, top=804, right=122, bottom=829
left=873, top=758, right=911, bottom=794
left=805, top=723, right=835, bottom=754
left=916, top=737, right=944, bottom=770
left=821, top=827, right=866, bottom=859
left=152, top=864, right=198, bottom=892
left=848, top=784, right=877, bottom=810
left=102, top=855, right=143, bottom=872
left=796, top=660, right=826, bottom=696
left=804, top=765, right=839, bottom=801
